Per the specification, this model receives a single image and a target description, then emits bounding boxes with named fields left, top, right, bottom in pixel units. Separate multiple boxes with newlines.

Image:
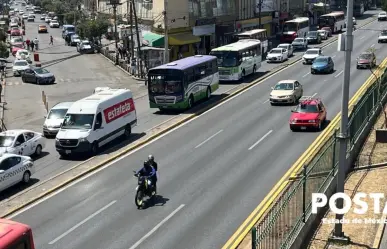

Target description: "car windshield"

left=149, top=72, right=183, bottom=94
left=307, top=32, right=317, bottom=37
left=381, top=31, right=387, bottom=35
left=12, top=38, right=22, bottom=42
left=270, top=49, right=282, bottom=54
left=314, top=57, right=328, bottom=63
left=62, top=114, right=94, bottom=129
left=295, top=104, right=319, bottom=113
left=359, top=53, right=372, bottom=59
left=0, top=135, right=15, bottom=147
left=274, top=83, right=294, bottom=90
left=14, top=61, right=28, bottom=66
left=34, top=68, right=49, bottom=74
left=48, top=108, right=67, bottom=119
left=293, top=38, right=304, bottom=42
left=380, top=12, right=386, bottom=15
left=306, top=50, right=319, bottom=54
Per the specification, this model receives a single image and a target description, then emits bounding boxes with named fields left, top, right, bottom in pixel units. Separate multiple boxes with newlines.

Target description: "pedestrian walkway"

left=307, top=106, right=387, bottom=249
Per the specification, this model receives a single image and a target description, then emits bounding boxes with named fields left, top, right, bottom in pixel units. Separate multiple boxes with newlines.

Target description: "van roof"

left=52, top=102, right=74, bottom=109
left=68, top=89, right=132, bottom=114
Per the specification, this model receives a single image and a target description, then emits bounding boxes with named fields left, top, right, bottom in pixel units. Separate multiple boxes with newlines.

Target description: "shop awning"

left=142, top=32, right=164, bottom=47
left=168, top=33, right=201, bottom=46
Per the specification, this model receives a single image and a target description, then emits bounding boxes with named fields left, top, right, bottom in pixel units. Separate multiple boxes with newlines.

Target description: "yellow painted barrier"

left=222, top=57, right=387, bottom=249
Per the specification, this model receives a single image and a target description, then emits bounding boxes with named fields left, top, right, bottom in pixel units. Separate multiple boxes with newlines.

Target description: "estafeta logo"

left=312, top=193, right=387, bottom=224
left=103, top=98, right=135, bottom=123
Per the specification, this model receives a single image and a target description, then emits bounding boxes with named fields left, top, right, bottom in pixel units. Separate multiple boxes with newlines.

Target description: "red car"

left=10, top=29, right=21, bottom=36
left=289, top=97, right=327, bottom=131
left=12, top=44, right=24, bottom=56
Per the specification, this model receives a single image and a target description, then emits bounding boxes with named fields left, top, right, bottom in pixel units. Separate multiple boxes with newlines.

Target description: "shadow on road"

left=0, top=178, right=40, bottom=202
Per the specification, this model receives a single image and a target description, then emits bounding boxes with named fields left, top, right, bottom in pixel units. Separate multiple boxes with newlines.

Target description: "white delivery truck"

left=55, top=88, right=137, bottom=157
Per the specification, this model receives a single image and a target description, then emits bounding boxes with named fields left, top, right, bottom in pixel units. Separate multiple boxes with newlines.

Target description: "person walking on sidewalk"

left=30, top=40, right=35, bottom=51
left=49, top=35, right=53, bottom=45
left=25, top=38, right=30, bottom=50
left=33, top=38, right=39, bottom=50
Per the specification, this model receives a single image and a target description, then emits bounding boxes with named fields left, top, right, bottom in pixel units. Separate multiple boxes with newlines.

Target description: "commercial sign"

left=193, top=24, right=215, bottom=36
left=256, top=0, right=275, bottom=12
left=103, top=99, right=135, bottom=123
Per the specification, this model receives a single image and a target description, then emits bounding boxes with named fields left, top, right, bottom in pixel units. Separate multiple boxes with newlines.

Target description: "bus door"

left=257, top=31, right=268, bottom=59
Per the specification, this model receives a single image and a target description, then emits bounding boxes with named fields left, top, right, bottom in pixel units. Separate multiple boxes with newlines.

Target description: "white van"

left=43, top=102, right=73, bottom=137
left=55, top=88, right=137, bottom=157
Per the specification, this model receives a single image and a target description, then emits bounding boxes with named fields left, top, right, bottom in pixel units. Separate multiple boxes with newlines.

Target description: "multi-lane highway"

left=3, top=6, right=368, bottom=191
left=9, top=11, right=387, bottom=249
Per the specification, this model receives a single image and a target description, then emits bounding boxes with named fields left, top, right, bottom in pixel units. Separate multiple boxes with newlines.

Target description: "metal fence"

left=251, top=64, right=387, bottom=248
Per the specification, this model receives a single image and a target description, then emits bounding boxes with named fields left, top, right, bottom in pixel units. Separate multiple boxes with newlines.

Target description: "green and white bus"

left=210, top=39, right=261, bottom=81
left=148, top=55, right=219, bottom=111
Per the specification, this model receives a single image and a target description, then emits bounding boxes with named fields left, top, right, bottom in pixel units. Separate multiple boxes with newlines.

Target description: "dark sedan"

left=306, top=31, right=322, bottom=44
left=22, top=67, right=55, bottom=84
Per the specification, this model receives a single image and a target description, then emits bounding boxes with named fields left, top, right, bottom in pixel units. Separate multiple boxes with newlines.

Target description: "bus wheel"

left=188, top=95, right=194, bottom=109
left=206, top=87, right=211, bottom=100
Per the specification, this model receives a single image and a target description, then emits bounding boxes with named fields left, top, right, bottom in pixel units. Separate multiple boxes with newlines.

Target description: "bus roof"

left=320, top=11, right=345, bottom=17
left=285, top=17, right=309, bottom=23
left=0, top=219, right=31, bottom=246
left=211, top=39, right=261, bottom=52
left=150, top=55, right=216, bottom=71
left=236, top=29, right=266, bottom=36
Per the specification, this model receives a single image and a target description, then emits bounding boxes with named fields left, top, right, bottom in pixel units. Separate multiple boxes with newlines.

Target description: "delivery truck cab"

left=55, top=88, right=137, bottom=157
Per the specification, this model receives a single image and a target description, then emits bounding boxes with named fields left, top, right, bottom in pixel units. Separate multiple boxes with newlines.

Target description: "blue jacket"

left=136, top=166, right=155, bottom=178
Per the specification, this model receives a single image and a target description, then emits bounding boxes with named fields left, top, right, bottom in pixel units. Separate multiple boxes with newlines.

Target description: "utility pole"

left=258, top=0, right=262, bottom=28
left=131, top=0, right=143, bottom=78
left=332, top=0, right=354, bottom=242
left=163, top=0, right=169, bottom=63
left=110, top=0, right=120, bottom=65
left=129, top=0, right=134, bottom=61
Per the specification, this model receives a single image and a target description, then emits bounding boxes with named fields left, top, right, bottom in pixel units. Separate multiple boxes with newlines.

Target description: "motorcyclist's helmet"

left=144, top=161, right=150, bottom=169
left=148, top=155, right=154, bottom=163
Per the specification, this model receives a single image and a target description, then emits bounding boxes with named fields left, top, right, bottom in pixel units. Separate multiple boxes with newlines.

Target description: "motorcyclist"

left=147, top=155, right=158, bottom=171
left=135, top=161, right=156, bottom=194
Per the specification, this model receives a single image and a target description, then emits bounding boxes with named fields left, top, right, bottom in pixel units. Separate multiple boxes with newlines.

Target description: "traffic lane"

left=12, top=19, right=386, bottom=247
left=11, top=48, right=377, bottom=249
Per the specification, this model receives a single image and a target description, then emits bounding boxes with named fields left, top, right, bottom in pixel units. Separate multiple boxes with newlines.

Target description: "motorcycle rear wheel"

left=135, top=189, right=144, bottom=208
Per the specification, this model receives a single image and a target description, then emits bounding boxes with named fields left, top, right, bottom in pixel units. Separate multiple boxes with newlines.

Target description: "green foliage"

left=64, top=11, right=85, bottom=25
left=0, top=42, right=9, bottom=58
left=383, top=0, right=387, bottom=12
left=77, top=17, right=110, bottom=40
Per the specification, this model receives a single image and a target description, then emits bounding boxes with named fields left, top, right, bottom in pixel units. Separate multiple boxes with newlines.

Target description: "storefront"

left=168, top=32, right=201, bottom=61
left=192, top=18, right=216, bottom=55
left=215, top=22, right=235, bottom=46
left=235, top=15, right=273, bottom=36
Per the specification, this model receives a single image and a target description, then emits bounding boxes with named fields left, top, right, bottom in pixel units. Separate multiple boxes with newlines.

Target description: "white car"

left=292, top=38, right=308, bottom=50
left=12, top=60, right=30, bottom=76
left=0, top=154, right=34, bottom=192
left=15, top=49, right=31, bottom=63
left=317, top=30, right=328, bottom=40
left=45, top=17, right=51, bottom=23
left=40, top=14, right=46, bottom=20
left=302, top=48, right=322, bottom=64
left=43, top=102, right=74, bottom=137
left=378, top=30, right=387, bottom=43
left=0, top=130, right=46, bottom=157
left=49, top=20, right=59, bottom=28
left=277, top=43, right=294, bottom=57
left=266, top=48, right=288, bottom=63
left=19, top=10, right=24, bottom=14
left=22, top=14, right=28, bottom=19
left=378, top=11, right=387, bottom=21
left=269, top=80, right=303, bottom=105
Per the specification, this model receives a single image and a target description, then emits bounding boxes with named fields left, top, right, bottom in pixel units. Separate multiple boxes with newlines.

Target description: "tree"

left=77, top=16, right=110, bottom=43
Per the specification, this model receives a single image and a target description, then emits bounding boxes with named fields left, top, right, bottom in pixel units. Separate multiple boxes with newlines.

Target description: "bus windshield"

left=319, top=16, right=334, bottom=26
left=283, top=22, right=298, bottom=32
left=210, top=51, right=239, bottom=67
left=149, top=71, right=183, bottom=94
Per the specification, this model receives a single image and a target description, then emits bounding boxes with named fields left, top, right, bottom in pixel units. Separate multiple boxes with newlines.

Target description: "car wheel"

left=34, top=145, right=42, bottom=156
left=357, top=65, right=360, bottom=69
left=22, top=171, right=31, bottom=183
left=91, top=142, right=99, bottom=156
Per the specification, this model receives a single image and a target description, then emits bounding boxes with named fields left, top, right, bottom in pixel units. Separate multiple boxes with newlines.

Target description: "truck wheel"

left=91, top=142, right=99, bottom=155
left=124, top=125, right=131, bottom=138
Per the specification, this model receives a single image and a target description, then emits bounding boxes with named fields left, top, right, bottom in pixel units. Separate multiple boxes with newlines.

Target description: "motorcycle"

left=133, top=170, right=156, bottom=209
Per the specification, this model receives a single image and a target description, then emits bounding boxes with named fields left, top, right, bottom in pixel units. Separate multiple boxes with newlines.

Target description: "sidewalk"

left=307, top=106, right=387, bottom=249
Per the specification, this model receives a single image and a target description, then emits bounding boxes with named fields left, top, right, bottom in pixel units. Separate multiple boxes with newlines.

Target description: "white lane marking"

left=371, top=44, right=375, bottom=47
left=302, top=72, right=310, bottom=77
left=312, top=93, right=317, bottom=97
left=195, top=130, right=223, bottom=149
left=128, top=204, right=185, bottom=249
left=248, top=130, right=273, bottom=150
left=360, top=36, right=365, bottom=39
left=334, top=70, right=344, bottom=77
left=332, top=55, right=336, bottom=58
left=48, top=200, right=116, bottom=244
left=263, top=99, right=269, bottom=104
left=7, top=18, right=380, bottom=219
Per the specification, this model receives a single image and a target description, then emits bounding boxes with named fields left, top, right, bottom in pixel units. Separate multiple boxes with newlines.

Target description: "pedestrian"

left=122, top=47, right=127, bottom=60
left=118, top=46, right=123, bottom=59
left=49, top=35, right=53, bottom=45
left=33, top=38, right=39, bottom=50
left=0, top=82, right=3, bottom=103
left=25, top=38, right=30, bottom=50
left=30, top=41, right=35, bottom=51
left=131, top=58, right=136, bottom=75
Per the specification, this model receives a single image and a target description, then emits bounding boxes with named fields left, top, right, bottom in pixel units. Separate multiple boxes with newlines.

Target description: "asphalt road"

left=3, top=6, right=366, bottom=189
left=9, top=12, right=387, bottom=249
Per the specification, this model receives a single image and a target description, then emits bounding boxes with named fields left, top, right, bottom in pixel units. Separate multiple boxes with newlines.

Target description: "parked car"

left=0, top=129, right=45, bottom=156
left=311, top=56, right=334, bottom=74
left=21, top=67, right=56, bottom=84
left=291, top=38, right=308, bottom=50
left=77, top=40, right=94, bottom=53
left=266, top=48, right=288, bottom=63
left=277, top=43, right=294, bottom=57
left=0, top=154, right=34, bottom=192
left=12, top=59, right=30, bottom=76
left=356, top=52, right=376, bottom=69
